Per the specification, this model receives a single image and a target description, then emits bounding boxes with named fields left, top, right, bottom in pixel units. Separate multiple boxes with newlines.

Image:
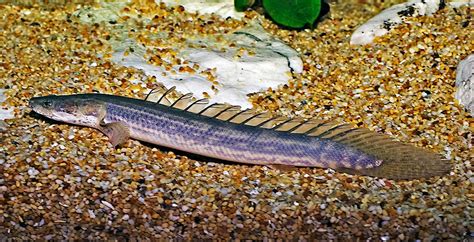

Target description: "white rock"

left=0, top=89, right=8, bottom=103
left=101, top=200, right=115, bottom=210
left=75, top=3, right=303, bottom=109
left=88, top=209, right=96, bottom=219
left=112, top=23, right=302, bottom=108
left=27, top=167, right=40, bottom=177
left=74, top=2, right=127, bottom=24
left=76, top=0, right=243, bottom=22
left=350, top=0, right=473, bottom=45
left=158, top=0, right=244, bottom=19
left=455, top=54, right=474, bottom=114
left=0, top=89, right=14, bottom=130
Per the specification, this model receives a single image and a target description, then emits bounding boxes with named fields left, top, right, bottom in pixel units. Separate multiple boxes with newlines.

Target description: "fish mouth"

left=28, top=96, right=54, bottom=117
left=29, top=105, right=48, bottom=118
left=28, top=97, right=39, bottom=109
left=29, top=98, right=43, bottom=112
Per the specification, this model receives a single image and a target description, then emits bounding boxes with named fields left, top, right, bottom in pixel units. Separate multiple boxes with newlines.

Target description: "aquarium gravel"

left=0, top=1, right=472, bottom=240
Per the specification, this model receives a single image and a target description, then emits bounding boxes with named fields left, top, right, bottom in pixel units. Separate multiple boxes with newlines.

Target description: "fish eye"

left=43, top=101, right=53, bottom=107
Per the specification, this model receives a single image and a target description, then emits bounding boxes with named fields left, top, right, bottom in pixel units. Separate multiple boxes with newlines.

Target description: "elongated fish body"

left=103, top=96, right=379, bottom=169
left=29, top=93, right=451, bottom=180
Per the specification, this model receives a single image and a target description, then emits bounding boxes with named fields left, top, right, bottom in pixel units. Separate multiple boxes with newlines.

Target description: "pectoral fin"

left=99, top=122, right=130, bottom=147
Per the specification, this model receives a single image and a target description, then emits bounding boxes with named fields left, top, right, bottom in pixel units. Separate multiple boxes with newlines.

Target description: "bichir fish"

left=29, top=91, right=451, bottom=180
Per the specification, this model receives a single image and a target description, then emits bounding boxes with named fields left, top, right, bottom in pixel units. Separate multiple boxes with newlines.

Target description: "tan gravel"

left=0, top=0, right=472, bottom=240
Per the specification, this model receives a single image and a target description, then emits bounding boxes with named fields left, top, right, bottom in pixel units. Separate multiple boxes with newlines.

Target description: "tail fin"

left=330, top=129, right=452, bottom=180
left=338, top=155, right=452, bottom=180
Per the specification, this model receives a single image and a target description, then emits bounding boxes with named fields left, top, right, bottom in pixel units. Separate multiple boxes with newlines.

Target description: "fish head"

left=29, top=94, right=105, bottom=127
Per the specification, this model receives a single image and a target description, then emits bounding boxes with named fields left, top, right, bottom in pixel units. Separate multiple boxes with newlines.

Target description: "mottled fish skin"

left=103, top=96, right=381, bottom=170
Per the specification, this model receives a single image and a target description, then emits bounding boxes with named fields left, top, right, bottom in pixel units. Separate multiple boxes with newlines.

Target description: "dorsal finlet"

left=198, top=103, right=226, bottom=116
left=184, top=98, right=209, bottom=112
left=170, top=93, right=192, bottom=106
left=157, top=86, right=176, bottom=104
left=255, top=116, right=280, bottom=128
left=271, top=118, right=294, bottom=130
left=144, top=88, right=158, bottom=102
left=226, top=109, right=251, bottom=122
left=241, top=113, right=266, bottom=125
left=317, top=123, right=353, bottom=139
left=212, top=105, right=241, bottom=119
left=304, top=120, right=330, bottom=135
left=285, top=120, right=309, bottom=133
left=169, top=93, right=193, bottom=109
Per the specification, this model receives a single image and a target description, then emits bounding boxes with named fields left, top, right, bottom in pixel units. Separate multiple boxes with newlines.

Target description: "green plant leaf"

left=262, top=0, right=321, bottom=28
left=234, top=0, right=255, bottom=11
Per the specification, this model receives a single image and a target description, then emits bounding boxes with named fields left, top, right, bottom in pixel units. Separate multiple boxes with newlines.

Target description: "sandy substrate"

left=0, top=0, right=472, bottom=240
